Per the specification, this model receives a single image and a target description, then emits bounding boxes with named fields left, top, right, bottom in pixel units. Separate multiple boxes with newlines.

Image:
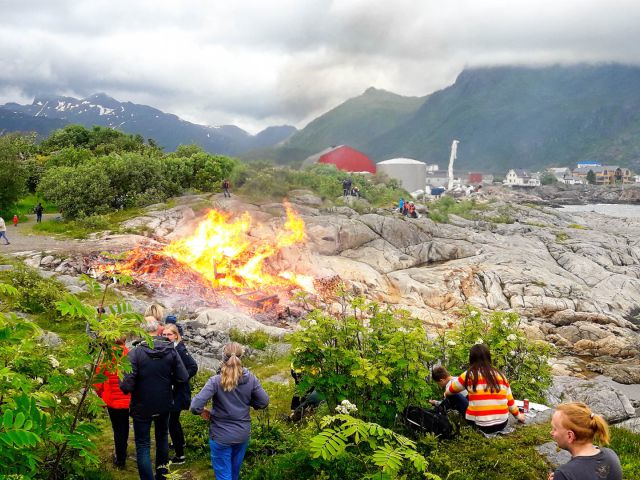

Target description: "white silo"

left=377, top=158, right=427, bottom=193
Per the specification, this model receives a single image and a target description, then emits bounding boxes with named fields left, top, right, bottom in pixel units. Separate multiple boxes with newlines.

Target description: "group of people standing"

left=94, top=303, right=269, bottom=480
left=431, top=344, right=622, bottom=480
left=398, top=198, right=418, bottom=218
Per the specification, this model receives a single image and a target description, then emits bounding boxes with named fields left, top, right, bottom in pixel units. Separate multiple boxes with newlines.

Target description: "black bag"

left=401, top=404, right=455, bottom=439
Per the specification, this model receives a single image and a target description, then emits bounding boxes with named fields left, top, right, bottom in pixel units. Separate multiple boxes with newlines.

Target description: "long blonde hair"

left=144, top=304, right=165, bottom=324
left=556, top=402, right=611, bottom=444
left=162, top=323, right=181, bottom=342
left=220, top=342, right=244, bottom=392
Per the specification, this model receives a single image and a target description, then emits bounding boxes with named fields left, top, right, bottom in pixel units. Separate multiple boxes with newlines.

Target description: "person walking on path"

left=190, top=342, right=269, bottom=480
left=162, top=324, right=198, bottom=465
left=12, top=214, right=18, bottom=227
left=120, top=320, right=189, bottom=480
left=222, top=179, right=231, bottom=198
left=549, top=402, right=622, bottom=480
left=94, top=337, right=131, bottom=469
left=0, top=217, right=10, bottom=245
left=445, top=343, right=525, bottom=434
left=35, top=203, right=44, bottom=223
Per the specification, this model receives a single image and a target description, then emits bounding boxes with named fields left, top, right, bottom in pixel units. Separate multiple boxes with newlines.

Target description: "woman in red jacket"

left=95, top=338, right=131, bottom=469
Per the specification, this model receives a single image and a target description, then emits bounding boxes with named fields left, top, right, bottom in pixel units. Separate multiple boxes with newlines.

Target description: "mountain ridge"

left=0, top=93, right=297, bottom=155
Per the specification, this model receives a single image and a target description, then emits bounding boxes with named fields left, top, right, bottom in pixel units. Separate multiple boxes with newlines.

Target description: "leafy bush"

left=0, top=275, right=146, bottom=479
left=427, top=197, right=486, bottom=223
left=290, top=299, right=553, bottom=428
left=290, top=298, right=437, bottom=426
left=435, top=306, right=553, bottom=403
left=238, top=163, right=406, bottom=207
left=0, top=265, right=65, bottom=316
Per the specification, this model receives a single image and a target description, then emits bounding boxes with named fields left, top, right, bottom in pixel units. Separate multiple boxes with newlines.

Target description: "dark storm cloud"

left=1, top=0, right=640, bottom=131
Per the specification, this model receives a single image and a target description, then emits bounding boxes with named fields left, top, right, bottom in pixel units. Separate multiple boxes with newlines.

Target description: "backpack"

left=401, top=404, right=455, bottom=439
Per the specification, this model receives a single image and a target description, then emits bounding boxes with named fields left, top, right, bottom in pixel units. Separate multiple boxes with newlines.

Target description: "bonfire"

left=97, top=202, right=315, bottom=310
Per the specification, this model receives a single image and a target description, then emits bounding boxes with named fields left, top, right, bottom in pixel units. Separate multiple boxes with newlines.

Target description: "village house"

left=546, top=167, right=585, bottom=185
left=503, top=169, right=541, bottom=187
left=572, top=165, right=633, bottom=184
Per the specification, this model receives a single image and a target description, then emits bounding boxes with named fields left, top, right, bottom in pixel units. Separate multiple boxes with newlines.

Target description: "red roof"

left=305, top=145, right=376, bottom=173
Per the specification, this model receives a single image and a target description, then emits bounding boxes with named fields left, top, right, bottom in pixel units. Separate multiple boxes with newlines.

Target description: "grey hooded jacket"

left=190, top=368, right=269, bottom=444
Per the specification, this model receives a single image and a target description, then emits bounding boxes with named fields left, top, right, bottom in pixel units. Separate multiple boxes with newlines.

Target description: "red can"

left=523, top=399, right=530, bottom=413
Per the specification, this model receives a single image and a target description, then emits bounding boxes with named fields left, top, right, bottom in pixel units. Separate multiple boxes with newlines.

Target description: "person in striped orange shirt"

left=446, top=343, right=525, bottom=433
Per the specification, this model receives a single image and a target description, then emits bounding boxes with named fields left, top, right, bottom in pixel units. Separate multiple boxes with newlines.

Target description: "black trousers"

left=107, top=407, right=130, bottom=465
left=169, top=410, right=185, bottom=457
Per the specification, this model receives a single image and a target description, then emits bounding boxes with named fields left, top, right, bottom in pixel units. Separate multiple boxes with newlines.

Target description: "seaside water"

left=559, top=203, right=640, bottom=218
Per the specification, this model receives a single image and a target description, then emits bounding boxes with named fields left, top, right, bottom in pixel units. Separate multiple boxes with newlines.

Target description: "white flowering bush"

left=335, top=400, right=358, bottom=415
left=435, top=306, right=552, bottom=402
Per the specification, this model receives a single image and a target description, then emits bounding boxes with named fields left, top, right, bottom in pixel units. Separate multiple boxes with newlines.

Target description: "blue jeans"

left=209, top=439, right=249, bottom=480
left=133, top=413, right=170, bottom=480
left=0, top=231, right=9, bottom=244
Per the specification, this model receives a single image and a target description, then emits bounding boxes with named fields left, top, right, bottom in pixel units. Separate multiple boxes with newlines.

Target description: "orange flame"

left=107, top=202, right=313, bottom=294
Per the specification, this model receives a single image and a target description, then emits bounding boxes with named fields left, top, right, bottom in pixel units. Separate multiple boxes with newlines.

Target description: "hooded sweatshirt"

left=190, top=368, right=269, bottom=444
left=120, top=337, right=189, bottom=418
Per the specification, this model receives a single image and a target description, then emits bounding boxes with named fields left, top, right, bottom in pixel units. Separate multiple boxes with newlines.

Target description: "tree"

left=540, top=172, right=559, bottom=185
left=586, top=169, right=597, bottom=184
left=0, top=133, right=33, bottom=213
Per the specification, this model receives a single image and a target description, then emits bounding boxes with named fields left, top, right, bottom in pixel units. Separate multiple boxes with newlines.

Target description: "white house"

left=504, top=169, right=541, bottom=187
left=547, top=167, right=585, bottom=185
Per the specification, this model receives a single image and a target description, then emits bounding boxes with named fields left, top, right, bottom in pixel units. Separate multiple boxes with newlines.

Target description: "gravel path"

left=0, top=214, right=80, bottom=255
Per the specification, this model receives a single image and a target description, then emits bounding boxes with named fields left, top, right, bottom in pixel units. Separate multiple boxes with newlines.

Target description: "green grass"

left=2, top=194, right=56, bottom=222
left=567, top=223, right=588, bottom=230
left=555, top=231, right=569, bottom=242
left=30, top=206, right=145, bottom=239
left=427, top=197, right=489, bottom=223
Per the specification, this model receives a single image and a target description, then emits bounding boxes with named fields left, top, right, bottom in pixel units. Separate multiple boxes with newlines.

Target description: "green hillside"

left=256, top=64, right=640, bottom=172
left=367, top=64, right=640, bottom=172
left=243, top=87, right=424, bottom=164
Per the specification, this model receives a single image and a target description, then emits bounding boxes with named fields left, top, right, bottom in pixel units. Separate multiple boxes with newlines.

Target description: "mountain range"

left=250, top=63, right=640, bottom=173
left=0, top=93, right=297, bottom=154
left=2, top=64, right=640, bottom=172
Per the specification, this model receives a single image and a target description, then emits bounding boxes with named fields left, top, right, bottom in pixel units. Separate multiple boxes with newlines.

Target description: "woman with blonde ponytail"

left=549, top=402, right=622, bottom=480
left=190, top=342, right=269, bottom=480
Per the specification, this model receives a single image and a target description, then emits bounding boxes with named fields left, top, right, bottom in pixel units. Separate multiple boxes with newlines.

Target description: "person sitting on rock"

left=445, top=343, right=525, bottom=434
left=429, top=366, right=468, bottom=418
left=408, top=202, right=417, bottom=218
left=549, top=402, right=622, bottom=480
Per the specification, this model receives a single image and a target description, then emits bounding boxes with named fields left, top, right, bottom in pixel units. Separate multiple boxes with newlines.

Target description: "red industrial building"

left=468, top=172, right=484, bottom=184
left=303, top=145, right=376, bottom=174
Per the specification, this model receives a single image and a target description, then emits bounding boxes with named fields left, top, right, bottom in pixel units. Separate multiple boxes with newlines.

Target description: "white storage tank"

left=377, top=158, right=427, bottom=193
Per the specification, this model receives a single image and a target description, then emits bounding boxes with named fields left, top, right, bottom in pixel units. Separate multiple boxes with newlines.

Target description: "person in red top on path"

left=94, top=338, right=131, bottom=469
left=446, top=343, right=525, bottom=434
left=13, top=214, right=18, bottom=227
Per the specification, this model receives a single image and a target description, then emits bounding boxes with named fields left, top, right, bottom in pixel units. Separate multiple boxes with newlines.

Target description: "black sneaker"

left=170, top=455, right=186, bottom=465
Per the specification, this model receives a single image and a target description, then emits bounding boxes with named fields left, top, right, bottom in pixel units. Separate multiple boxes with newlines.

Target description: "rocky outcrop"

left=547, top=376, right=636, bottom=423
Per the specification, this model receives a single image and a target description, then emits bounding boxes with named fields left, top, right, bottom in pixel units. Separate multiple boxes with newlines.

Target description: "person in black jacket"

left=120, top=319, right=189, bottom=480
left=162, top=324, right=198, bottom=465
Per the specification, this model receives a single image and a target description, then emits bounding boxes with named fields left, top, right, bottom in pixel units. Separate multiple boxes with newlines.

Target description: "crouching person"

left=429, top=366, right=468, bottom=418
left=190, top=342, right=269, bottom=480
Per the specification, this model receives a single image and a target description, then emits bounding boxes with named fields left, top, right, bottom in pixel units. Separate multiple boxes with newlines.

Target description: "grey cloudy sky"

left=1, top=0, right=639, bottom=133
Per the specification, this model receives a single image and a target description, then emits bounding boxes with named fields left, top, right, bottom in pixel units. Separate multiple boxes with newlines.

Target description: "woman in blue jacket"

left=162, top=324, right=198, bottom=464
left=191, top=342, right=269, bottom=480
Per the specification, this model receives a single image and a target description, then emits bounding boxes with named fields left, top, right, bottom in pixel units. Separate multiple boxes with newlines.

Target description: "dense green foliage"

left=2, top=266, right=640, bottom=479
left=0, top=133, right=34, bottom=215
left=0, top=273, right=146, bottom=479
left=36, top=130, right=237, bottom=218
left=290, top=298, right=552, bottom=429
left=238, top=162, right=405, bottom=207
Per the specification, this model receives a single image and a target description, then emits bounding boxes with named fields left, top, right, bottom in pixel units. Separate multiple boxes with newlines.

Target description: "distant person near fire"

left=222, top=179, right=231, bottom=198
